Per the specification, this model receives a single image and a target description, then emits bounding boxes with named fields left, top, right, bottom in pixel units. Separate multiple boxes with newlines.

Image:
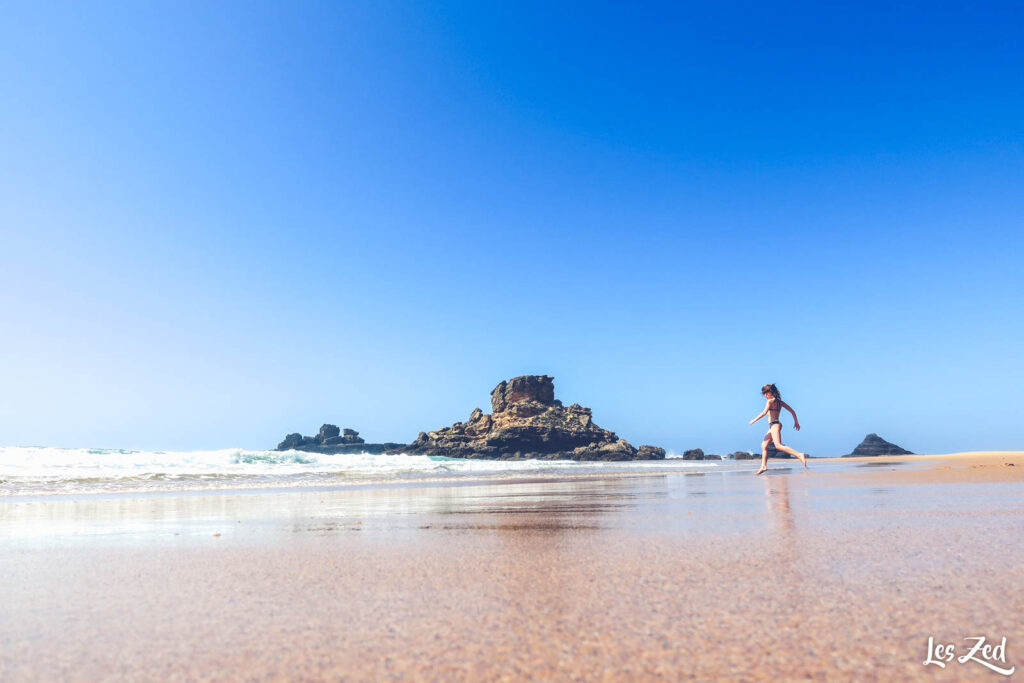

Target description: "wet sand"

left=2, top=451, right=1023, bottom=680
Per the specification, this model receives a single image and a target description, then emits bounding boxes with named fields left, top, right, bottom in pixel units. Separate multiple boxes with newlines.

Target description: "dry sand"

left=2, top=451, right=1023, bottom=681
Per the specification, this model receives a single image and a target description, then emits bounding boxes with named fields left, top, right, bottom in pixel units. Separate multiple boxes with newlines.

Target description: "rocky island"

left=395, top=375, right=666, bottom=461
left=275, top=425, right=402, bottom=454
left=842, top=433, right=913, bottom=457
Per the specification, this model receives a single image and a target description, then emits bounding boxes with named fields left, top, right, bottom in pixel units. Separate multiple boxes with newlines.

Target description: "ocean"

left=0, top=446, right=725, bottom=496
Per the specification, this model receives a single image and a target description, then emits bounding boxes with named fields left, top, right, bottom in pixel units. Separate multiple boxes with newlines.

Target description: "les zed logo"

left=924, top=636, right=1015, bottom=675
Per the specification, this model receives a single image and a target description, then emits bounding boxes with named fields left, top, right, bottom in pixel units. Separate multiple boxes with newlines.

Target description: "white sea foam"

left=0, top=446, right=721, bottom=496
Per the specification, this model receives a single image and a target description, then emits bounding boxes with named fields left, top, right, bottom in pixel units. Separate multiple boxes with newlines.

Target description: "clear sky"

left=2, top=1, right=1022, bottom=456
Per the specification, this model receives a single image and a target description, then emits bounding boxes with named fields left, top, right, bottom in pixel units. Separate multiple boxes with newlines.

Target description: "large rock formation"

left=842, top=433, right=913, bottom=457
left=396, top=375, right=666, bottom=461
left=276, top=424, right=403, bottom=454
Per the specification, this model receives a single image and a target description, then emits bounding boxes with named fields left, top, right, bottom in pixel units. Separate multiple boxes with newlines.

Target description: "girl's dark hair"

left=761, top=383, right=781, bottom=400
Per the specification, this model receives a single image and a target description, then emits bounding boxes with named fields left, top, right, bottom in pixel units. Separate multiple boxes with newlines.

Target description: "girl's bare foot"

left=755, top=467, right=767, bottom=475
left=798, top=452, right=809, bottom=469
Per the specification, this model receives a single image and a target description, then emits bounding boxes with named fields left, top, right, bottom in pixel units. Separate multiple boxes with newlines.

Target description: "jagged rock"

left=490, top=375, right=557, bottom=412
left=843, top=433, right=913, bottom=457
left=572, top=439, right=637, bottom=461
left=318, top=424, right=341, bottom=441
left=704, top=454, right=723, bottom=460
left=637, top=445, right=667, bottom=460
left=396, top=375, right=663, bottom=461
left=682, top=448, right=705, bottom=460
left=275, top=425, right=382, bottom=453
left=732, top=451, right=759, bottom=460
left=277, top=433, right=303, bottom=450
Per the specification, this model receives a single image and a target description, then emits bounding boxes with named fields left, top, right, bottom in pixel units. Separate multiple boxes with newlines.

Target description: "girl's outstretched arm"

left=749, top=400, right=770, bottom=426
left=781, top=401, right=801, bottom=430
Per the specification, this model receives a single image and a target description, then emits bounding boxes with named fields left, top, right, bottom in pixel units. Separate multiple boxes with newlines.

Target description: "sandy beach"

left=2, top=451, right=1023, bottom=680
left=9, top=1, right=1023, bottom=678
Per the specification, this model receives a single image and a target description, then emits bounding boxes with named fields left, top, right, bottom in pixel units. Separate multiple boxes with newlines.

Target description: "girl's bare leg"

left=770, top=425, right=808, bottom=468
left=756, top=434, right=770, bottom=475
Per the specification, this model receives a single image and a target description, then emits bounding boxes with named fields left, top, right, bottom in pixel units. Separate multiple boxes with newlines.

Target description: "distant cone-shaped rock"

left=842, top=433, right=913, bottom=457
left=396, top=375, right=665, bottom=461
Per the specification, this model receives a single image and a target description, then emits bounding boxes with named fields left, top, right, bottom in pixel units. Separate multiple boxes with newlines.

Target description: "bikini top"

left=769, top=398, right=782, bottom=414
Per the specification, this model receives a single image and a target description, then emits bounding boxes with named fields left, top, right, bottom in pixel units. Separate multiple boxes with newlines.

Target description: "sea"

left=0, top=446, right=732, bottom=496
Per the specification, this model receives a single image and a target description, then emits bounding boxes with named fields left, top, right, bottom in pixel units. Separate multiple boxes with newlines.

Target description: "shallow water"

left=0, top=445, right=732, bottom=495
left=3, top=457, right=1022, bottom=680
left=0, top=456, right=982, bottom=546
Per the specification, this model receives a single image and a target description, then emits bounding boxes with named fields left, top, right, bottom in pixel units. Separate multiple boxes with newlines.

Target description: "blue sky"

left=1, top=1, right=1022, bottom=456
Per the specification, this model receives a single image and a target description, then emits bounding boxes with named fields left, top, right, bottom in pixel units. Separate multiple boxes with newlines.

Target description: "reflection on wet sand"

left=763, top=473, right=795, bottom=534
left=758, top=474, right=820, bottom=626
left=0, top=476, right=669, bottom=542
left=3, top=454, right=1022, bottom=545
left=2, top=454, right=1024, bottom=680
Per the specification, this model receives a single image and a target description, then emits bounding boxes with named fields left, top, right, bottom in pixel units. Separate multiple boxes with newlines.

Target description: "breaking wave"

left=0, top=446, right=720, bottom=496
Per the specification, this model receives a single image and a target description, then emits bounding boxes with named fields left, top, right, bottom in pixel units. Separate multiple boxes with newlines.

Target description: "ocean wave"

left=0, top=445, right=721, bottom=496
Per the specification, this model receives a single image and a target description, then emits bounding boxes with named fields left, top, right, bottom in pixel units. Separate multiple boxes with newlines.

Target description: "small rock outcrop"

left=637, top=445, right=667, bottom=459
left=276, top=424, right=403, bottom=454
left=396, top=375, right=665, bottom=461
left=732, top=451, right=759, bottom=460
left=676, top=449, right=720, bottom=460
left=765, top=442, right=794, bottom=459
left=842, top=433, right=913, bottom=457
left=682, top=448, right=705, bottom=460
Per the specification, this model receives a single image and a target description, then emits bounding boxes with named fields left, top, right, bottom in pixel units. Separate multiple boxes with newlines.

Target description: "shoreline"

left=2, top=450, right=1021, bottom=503
left=2, top=450, right=1022, bottom=679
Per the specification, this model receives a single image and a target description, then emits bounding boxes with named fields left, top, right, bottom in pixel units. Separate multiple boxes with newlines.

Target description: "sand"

left=2, top=451, right=1023, bottom=681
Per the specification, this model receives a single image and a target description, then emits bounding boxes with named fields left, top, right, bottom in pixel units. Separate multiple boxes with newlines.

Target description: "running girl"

left=749, top=383, right=808, bottom=475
